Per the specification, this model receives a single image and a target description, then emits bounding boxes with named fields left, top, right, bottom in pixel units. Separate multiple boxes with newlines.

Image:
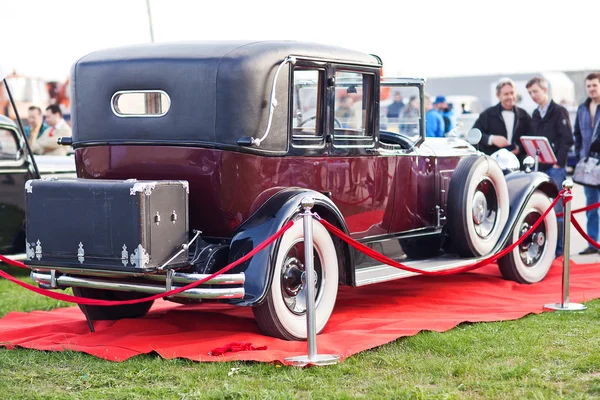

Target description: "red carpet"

left=1, top=260, right=599, bottom=364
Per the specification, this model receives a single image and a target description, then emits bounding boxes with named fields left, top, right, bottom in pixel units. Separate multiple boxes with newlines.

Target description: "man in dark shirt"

left=387, top=92, right=404, bottom=120
left=526, top=76, right=574, bottom=257
left=473, top=78, right=531, bottom=162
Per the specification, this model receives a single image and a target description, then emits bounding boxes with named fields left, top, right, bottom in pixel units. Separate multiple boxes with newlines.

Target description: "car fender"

left=494, top=171, right=559, bottom=253
left=228, top=187, right=351, bottom=306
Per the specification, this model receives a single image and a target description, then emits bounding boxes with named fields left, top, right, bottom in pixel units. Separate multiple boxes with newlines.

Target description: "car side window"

left=333, top=71, right=374, bottom=138
left=0, top=128, right=19, bottom=161
left=291, top=68, right=324, bottom=147
left=379, top=85, right=421, bottom=141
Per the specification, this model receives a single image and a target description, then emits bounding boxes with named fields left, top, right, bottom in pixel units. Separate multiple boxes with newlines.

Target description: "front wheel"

left=498, top=191, right=557, bottom=283
left=253, top=219, right=339, bottom=340
left=446, top=156, right=510, bottom=257
left=72, top=287, right=154, bottom=320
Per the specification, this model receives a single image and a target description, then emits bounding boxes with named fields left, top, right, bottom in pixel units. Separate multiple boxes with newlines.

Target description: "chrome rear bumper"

left=31, top=271, right=245, bottom=300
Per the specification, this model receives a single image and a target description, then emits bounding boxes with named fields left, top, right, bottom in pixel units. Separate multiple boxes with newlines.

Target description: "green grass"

left=1, top=264, right=600, bottom=399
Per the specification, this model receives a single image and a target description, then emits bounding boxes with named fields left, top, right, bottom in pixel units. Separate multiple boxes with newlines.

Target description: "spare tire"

left=446, top=156, right=510, bottom=257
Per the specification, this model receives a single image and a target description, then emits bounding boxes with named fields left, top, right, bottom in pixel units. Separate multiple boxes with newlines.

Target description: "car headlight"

left=490, top=148, right=520, bottom=172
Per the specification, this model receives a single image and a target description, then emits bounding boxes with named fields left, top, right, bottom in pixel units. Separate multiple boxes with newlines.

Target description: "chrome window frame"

left=0, top=124, right=26, bottom=167
left=110, top=90, right=171, bottom=118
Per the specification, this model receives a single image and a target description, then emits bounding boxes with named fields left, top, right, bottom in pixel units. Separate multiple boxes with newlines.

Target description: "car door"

left=327, top=67, right=382, bottom=240
left=378, top=80, right=437, bottom=233
left=0, top=122, right=31, bottom=255
left=353, top=80, right=439, bottom=270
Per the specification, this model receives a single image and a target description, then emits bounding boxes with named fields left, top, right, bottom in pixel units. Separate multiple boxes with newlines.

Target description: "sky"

left=1, top=0, right=598, bottom=82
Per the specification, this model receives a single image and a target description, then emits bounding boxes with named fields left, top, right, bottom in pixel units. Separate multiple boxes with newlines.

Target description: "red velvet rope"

left=571, top=217, right=600, bottom=249
left=318, top=190, right=566, bottom=276
left=0, top=220, right=295, bottom=306
left=556, top=200, right=600, bottom=218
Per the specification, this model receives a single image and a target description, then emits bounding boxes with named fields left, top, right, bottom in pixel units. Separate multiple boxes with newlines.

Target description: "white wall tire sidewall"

left=464, top=158, right=510, bottom=256
left=270, top=221, right=338, bottom=340
left=510, top=192, right=557, bottom=283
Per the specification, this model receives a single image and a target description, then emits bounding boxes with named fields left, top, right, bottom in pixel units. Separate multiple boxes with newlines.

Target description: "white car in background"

left=445, top=95, right=482, bottom=138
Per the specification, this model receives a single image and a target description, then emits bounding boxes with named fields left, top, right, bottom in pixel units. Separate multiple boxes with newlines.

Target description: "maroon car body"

left=26, top=41, right=558, bottom=340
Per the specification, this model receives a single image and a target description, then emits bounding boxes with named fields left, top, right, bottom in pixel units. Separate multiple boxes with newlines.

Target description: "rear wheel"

left=498, top=191, right=557, bottom=283
left=72, top=287, right=154, bottom=320
left=253, top=220, right=338, bottom=340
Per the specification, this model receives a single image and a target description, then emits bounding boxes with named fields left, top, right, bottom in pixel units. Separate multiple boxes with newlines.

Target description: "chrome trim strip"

left=31, top=266, right=148, bottom=277
left=2, top=253, right=27, bottom=262
left=355, top=256, right=483, bottom=287
left=380, top=77, right=426, bottom=85
left=292, top=136, right=324, bottom=141
left=356, top=227, right=442, bottom=244
left=144, top=272, right=245, bottom=285
left=29, top=267, right=245, bottom=285
left=0, top=168, right=28, bottom=173
left=31, top=273, right=244, bottom=300
left=292, top=55, right=380, bottom=68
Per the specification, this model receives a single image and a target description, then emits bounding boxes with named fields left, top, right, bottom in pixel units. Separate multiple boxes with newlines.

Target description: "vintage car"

left=24, top=41, right=558, bottom=340
left=0, top=114, right=75, bottom=258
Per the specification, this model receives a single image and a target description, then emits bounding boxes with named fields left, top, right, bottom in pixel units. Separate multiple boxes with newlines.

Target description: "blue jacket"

left=426, top=110, right=444, bottom=137
left=24, top=122, right=49, bottom=140
left=574, top=98, right=600, bottom=159
left=442, top=109, right=456, bottom=133
left=387, top=101, right=405, bottom=119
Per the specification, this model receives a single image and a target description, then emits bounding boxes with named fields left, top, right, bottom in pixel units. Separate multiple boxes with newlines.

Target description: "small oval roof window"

left=111, top=90, right=171, bottom=117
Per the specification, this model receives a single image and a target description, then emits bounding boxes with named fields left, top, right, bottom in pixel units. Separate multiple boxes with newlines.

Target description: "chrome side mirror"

left=466, top=128, right=482, bottom=145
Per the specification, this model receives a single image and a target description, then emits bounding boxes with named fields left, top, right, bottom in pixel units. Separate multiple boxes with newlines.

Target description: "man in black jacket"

left=526, top=76, right=574, bottom=257
left=473, top=78, right=531, bottom=161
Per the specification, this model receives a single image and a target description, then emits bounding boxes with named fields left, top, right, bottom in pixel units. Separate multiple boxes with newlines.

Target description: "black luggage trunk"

left=25, top=178, right=189, bottom=272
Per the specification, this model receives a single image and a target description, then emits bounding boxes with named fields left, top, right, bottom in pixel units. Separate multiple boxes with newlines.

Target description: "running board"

left=355, top=256, right=484, bottom=287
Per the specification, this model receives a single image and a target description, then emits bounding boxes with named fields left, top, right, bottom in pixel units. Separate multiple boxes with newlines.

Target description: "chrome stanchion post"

left=285, top=196, right=340, bottom=367
left=544, top=180, right=587, bottom=311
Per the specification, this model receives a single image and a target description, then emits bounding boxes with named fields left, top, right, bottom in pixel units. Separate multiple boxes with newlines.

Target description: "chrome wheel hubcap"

left=519, top=212, right=546, bottom=266
left=280, top=241, right=321, bottom=315
left=472, top=179, right=498, bottom=238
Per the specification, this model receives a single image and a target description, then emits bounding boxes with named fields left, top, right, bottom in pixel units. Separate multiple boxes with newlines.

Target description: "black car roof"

left=70, top=41, right=380, bottom=151
left=75, top=41, right=379, bottom=66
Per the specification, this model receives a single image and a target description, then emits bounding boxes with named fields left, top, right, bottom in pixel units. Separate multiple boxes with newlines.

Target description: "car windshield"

left=379, top=85, right=421, bottom=143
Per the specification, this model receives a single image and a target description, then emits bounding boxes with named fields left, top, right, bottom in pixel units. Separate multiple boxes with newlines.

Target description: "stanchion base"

left=544, top=303, right=587, bottom=311
left=285, top=354, right=340, bottom=367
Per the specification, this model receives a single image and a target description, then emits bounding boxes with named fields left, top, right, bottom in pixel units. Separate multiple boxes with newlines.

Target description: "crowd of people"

left=386, top=92, right=458, bottom=138
left=23, top=104, right=71, bottom=156
left=471, top=73, right=600, bottom=257
left=423, top=95, right=456, bottom=138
